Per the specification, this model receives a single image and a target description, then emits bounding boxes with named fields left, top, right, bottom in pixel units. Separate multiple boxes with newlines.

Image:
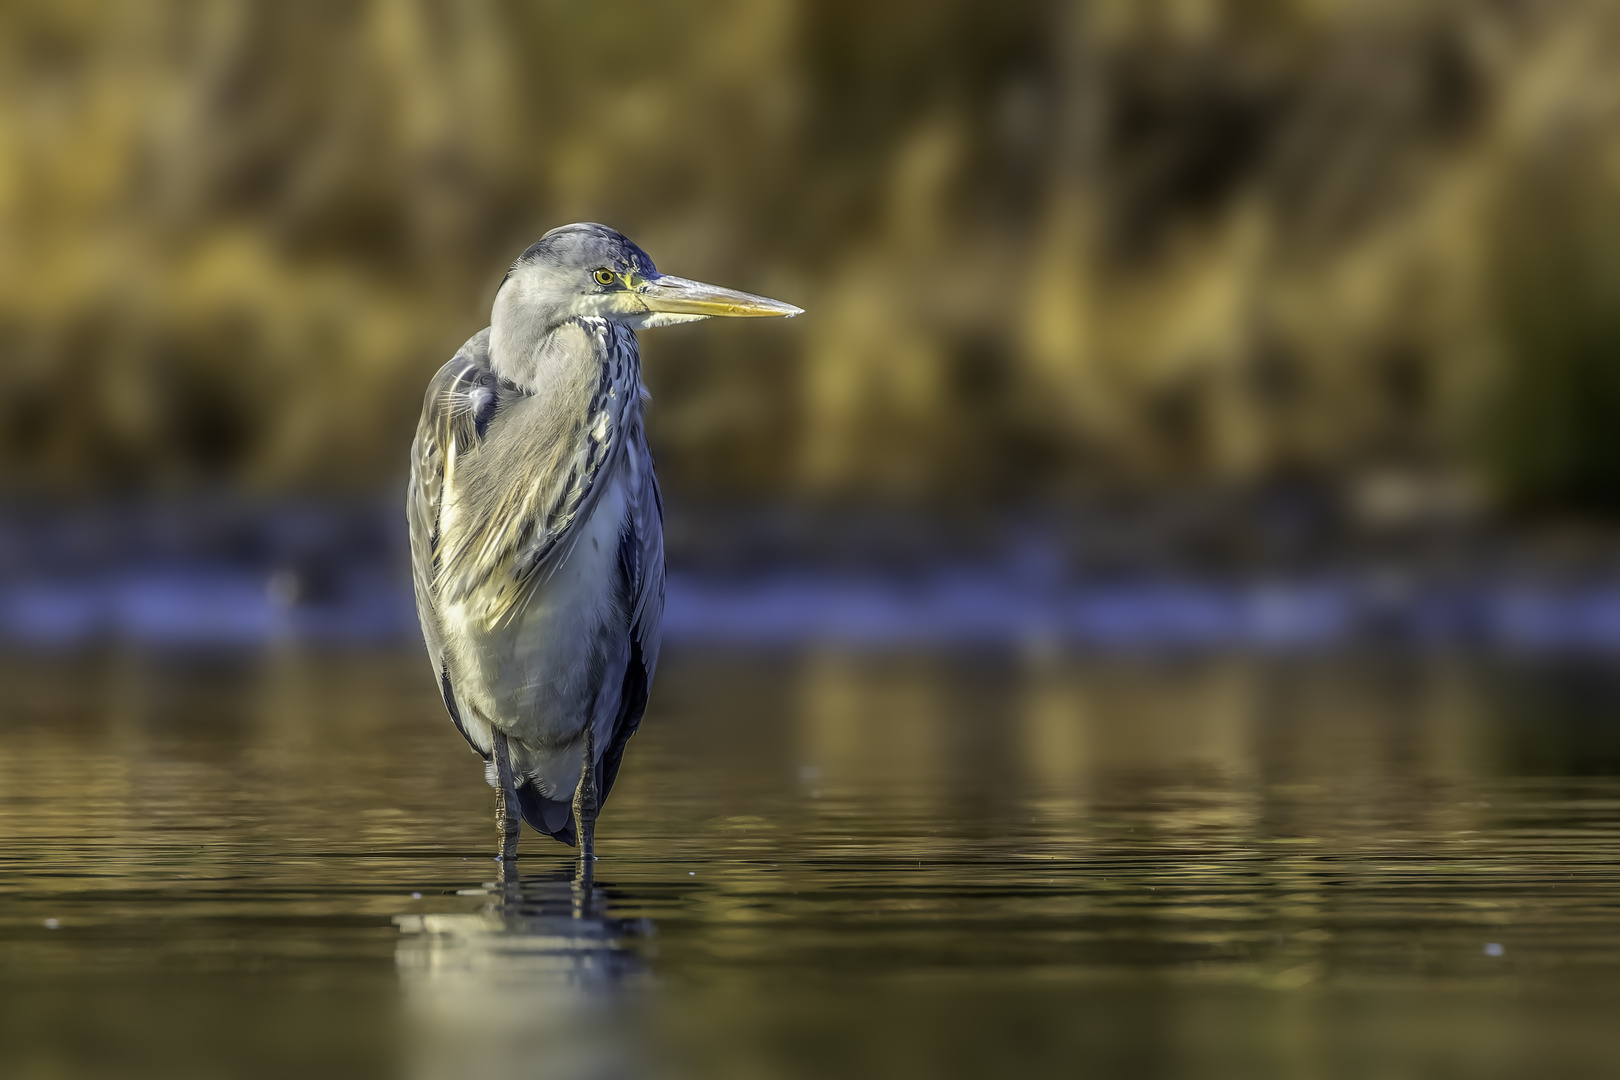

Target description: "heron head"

left=494, top=222, right=802, bottom=334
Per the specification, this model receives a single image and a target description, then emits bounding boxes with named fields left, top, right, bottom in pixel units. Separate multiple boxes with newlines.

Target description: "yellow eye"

left=593, top=268, right=615, bottom=286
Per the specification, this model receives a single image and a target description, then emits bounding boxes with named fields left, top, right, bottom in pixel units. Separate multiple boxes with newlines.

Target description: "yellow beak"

left=636, top=275, right=803, bottom=319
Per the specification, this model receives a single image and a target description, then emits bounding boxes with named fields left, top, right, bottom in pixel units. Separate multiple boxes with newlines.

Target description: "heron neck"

left=487, top=313, right=571, bottom=394
left=490, top=315, right=617, bottom=398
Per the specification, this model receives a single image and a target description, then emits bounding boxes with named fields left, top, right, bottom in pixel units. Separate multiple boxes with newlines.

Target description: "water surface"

left=4, top=647, right=1620, bottom=1078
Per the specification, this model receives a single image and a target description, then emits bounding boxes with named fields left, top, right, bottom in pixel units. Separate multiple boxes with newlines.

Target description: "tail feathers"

left=516, top=782, right=577, bottom=847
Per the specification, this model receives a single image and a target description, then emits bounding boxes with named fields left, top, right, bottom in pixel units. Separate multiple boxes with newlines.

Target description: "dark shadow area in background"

left=8, top=494, right=1620, bottom=654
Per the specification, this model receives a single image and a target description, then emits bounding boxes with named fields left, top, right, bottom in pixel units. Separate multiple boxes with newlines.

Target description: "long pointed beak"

left=637, top=275, right=803, bottom=319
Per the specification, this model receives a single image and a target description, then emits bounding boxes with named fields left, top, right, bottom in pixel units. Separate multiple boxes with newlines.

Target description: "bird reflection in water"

left=394, top=859, right=655, bottom=1080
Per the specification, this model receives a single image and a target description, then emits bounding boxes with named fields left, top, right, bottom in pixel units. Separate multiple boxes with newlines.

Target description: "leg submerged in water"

left=493, top=731, right=521, bottom=862
left=572, top=723, right=598, bottom=864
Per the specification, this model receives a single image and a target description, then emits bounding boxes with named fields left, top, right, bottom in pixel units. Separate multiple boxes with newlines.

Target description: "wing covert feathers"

left=432, top=319, right=635, bottom=630
left=408, top=328, right=497, bottom=716
left=412, top=318, right=639, bottom=635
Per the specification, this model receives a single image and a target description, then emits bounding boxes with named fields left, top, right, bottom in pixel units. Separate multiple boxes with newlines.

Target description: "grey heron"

left=408, top=222, right=801, bottom=865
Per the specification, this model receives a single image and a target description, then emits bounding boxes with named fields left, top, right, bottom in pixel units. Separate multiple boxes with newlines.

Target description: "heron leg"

left=572, top=838, right=595, bottom=918
left=493, top=731, right=521, bottom=863
left=572, top=722, right=598, bottom=864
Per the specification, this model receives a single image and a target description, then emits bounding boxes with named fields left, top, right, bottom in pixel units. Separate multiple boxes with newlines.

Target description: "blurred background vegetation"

left=2, top=0, right=1619, bottom=515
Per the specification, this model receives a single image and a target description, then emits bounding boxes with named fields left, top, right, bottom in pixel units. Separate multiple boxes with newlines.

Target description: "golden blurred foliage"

left=3, top=0, right=1620, bottom=505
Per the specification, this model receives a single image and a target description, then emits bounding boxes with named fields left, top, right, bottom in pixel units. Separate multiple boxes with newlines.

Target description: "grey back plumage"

left=407, top=328, right=498, bottom=705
